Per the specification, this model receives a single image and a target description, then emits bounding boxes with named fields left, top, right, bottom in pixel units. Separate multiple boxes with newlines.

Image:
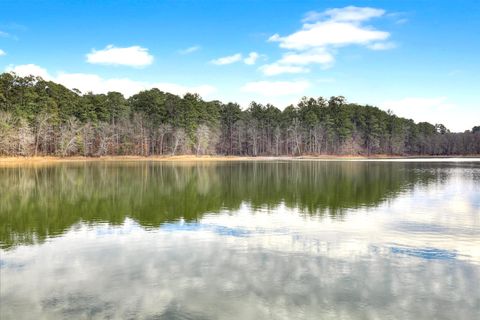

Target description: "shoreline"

left=1, top=154, right=480, bottom=165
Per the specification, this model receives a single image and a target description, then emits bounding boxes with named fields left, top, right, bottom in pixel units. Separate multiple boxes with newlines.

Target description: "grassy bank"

left=1, top=154, right=479, bottom=165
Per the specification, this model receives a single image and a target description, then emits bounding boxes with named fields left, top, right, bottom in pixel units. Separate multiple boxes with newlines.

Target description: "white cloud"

left=264, top=6, right=392, bottom=75
left=278, top=49, right=334, bottom=66
left=212, top=52, right=262, bottom=66
left=6, top=64, right=51, bottom=79
left=259, top=63, right=309, bottom=76
left=179, top=45, right=200, bottom=55
left=0, top=30, right=19, bottom=41
left=243, top=52, right=260, bottom=65
left=210, top=53, right=242, bottom=65
left=240, top=80, right=310, bottom=97
left=151, top=83, right=217, bottom=97
left=381, top=97, right=472, bottom=132
left=383, top=97, right=453, bottom=111
left=314, top=78, right=336, bottom=84
left=0, top=49, right=6, bottom=56
left=269, top=21, right=389, bottom=50
left=303, top=6, right=385, bottom=23
left=367, top=42, right=396, bottom=50
left=86, top=45, right=154, bottom=67
left=56, top=73, right=146, bottom=97
left=259, top=49, right=334, bottom=76
left=5, top=64, right=216, bottom=98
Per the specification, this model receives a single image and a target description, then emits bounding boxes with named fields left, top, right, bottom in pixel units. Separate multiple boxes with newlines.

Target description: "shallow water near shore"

left=1, top=160, right=479, bottom=319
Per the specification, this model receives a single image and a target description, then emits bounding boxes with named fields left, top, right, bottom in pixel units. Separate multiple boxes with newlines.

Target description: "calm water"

left=1, top=160, right=479, bottom=319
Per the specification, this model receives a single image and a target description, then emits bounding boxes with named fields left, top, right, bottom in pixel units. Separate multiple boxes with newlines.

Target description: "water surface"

left=1, top=160, right=479, bottom=319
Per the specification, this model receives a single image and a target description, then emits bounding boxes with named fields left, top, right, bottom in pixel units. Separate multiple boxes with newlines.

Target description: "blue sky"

left=1, top=0, right=479, bottom=131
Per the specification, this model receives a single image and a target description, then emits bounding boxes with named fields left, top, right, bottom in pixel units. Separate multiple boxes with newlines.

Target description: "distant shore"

left=1, top=155, right=480, bottom=165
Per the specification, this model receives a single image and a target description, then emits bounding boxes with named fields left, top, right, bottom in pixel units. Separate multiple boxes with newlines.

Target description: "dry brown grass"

left=0, top=154, right=478, bottom=166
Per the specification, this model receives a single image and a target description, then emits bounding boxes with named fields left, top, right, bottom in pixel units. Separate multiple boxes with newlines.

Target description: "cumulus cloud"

left=0, top=49, right=6, bottom=56
left=150, top=83, right=217, bottom=98
left=278, top=50, right=333, bottom=66
left=381, top=97, right=472, bottom=132
left=240, top=80, right=310, bottom=97
left=5, top=64, right=216, bottom=98
left=259, top=63, right=309, bottom=76
left=6, top=63, right=51, bottom=79
left=243, top=52, right=260, bottom=65
left=383, top=97, right=453, bottom=112
left=211, top=52, right=264, bottom=66
left=86, top=45, right=154, bottom=67
left=210, top=53, right=243, bottom=65
left=303, top=6, right=385, bottom=23
left=261, top=6, right=393, bottom=75
left=260, top=49, right=334, bottom=76
left=179, top=45, right=200, bottom=55
left=56, top=73, right=146, bottom=97
left=368, top=42, right=396, bottom=50
left=269, top=22, right=389, bottom=50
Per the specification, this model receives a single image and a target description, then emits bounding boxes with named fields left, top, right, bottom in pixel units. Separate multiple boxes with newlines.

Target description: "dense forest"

left=0, top=72, right=479, bottom=157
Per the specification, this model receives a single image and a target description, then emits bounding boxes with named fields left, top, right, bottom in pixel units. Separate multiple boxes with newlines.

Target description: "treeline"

left=1, top=72, right=479, bottom=157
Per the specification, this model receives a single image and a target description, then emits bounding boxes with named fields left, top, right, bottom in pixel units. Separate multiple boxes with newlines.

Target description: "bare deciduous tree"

left=172, top=128, right=186, bottom=155
left=59, top=117, right=83, bottom=157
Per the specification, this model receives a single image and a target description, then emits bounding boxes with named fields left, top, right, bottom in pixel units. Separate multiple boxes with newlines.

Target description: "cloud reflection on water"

left=1, top=161, right=480, bottom=319
left=1, top=215, right=479, bottom=320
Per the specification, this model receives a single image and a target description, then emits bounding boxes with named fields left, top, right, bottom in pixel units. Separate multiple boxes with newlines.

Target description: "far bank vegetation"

left=1, top=73, right=479, bottom=157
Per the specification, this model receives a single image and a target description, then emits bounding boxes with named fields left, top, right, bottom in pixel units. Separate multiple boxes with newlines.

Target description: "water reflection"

left=0, top=161, right=451, bottom=248
left=1, top=161, right=479, bottom=319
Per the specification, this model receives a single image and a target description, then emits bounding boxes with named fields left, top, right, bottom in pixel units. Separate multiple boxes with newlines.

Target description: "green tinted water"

left=1, top=160, right=479, bottom=319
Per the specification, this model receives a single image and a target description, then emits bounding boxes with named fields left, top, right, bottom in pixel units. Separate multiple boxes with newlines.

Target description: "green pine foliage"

left=0, top=73, right=478, bottom=156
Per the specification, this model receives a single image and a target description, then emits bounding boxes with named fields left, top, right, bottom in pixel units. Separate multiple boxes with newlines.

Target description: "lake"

left=1, top=160, right=479, bottom=319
